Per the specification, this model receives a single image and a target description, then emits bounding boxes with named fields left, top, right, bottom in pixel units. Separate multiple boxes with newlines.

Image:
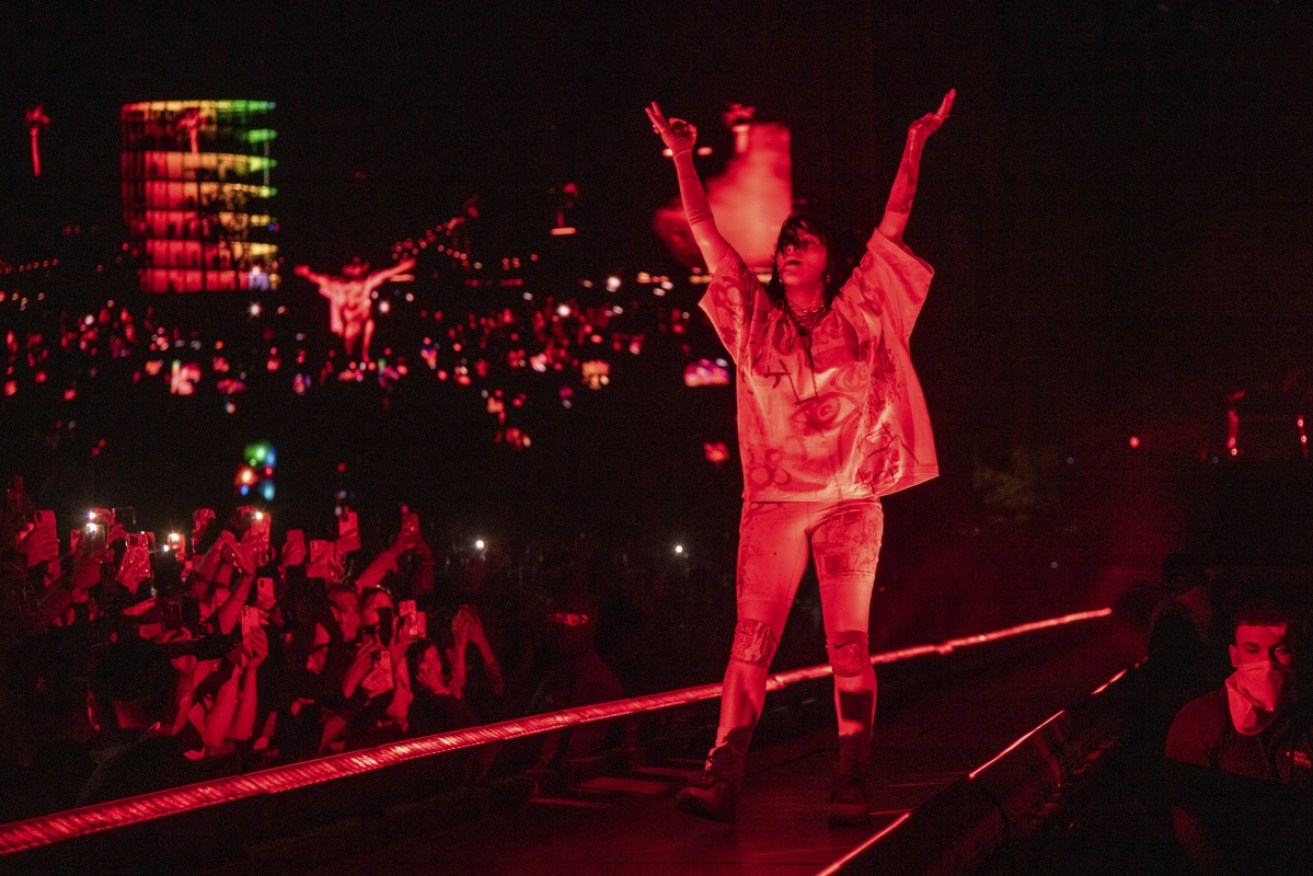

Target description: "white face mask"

left=1225, top=660, right=1293, bottom=735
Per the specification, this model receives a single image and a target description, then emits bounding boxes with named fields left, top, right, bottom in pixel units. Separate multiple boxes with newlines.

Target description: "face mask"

left=1225, top=660, right=1293, bottom=735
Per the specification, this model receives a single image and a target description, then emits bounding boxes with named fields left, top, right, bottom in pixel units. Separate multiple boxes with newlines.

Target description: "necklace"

left=785, top=301, right=827, bottom=331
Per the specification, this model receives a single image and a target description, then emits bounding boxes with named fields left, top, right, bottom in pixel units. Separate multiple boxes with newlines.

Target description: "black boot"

left=827, top=731, right=873, bottom=826
left=675, top=728, right=751, bottom=822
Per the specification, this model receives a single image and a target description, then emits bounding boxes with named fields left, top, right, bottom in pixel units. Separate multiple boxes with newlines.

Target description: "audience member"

left=527, top=589, right=625, bottom=773
left=78, top=636, right=208, bottom=804
left=1165, top=594, right=1313, bottom=873
left=0, top=479, right=742, bottom=822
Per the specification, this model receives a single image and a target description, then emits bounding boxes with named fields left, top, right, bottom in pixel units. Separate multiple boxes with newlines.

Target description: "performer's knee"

left=730, top=619, right=777, bottom=666
left=827, top=631, right=871, bottom=677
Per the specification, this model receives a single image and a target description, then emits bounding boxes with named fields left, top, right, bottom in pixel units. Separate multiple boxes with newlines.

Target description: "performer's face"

left=775, top=230, right=828, bottom=289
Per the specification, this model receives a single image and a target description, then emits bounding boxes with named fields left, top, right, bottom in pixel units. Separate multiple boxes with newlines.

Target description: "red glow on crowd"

left=0, top=607, right=1112, bottom=856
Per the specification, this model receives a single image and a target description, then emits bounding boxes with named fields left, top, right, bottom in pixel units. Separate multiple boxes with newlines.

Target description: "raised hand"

left=244, top=625, right=269, bottom=668
left=69, top=548, right=110, bottom=594
left=390, top=611, right=415, bottom=659
left=218, top=530, right=257, bottom=576
left=645, top=102, right=698, bottom=156
left=879, top=88, right=956, bottom=241
left=157, top=627, right=198, bottom=677
left=908, top=89, right=955, bottom=143
left=343, top=643, right=382, bottom=698
left=453, top=604, right=477, bottom=646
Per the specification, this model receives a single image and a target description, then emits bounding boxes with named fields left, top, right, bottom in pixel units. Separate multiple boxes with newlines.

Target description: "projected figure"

left=652, top=103, right=792, bottom=273
left=26, top=105, right=50, bottom=177
left=295, top=257, right=415, bottom=361
left=177, top=107, right=204, bottom=155
left=647, top=90, right=953, bottom=826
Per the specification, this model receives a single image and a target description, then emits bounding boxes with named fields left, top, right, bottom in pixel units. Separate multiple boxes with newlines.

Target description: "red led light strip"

left=813, top=811, right=913, bottom=876
left=967, top=710, right=1068, bottom=781
left=968, top=661, right=1129, bottom=782
left=0, top=607, right=1111, bottom=855
left=1090, top=667, right=1129, bottom=696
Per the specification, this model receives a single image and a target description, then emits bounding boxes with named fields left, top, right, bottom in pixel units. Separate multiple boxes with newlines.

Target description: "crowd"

left=6, top=473, right=1313, bottom=873
left=1, top=260, right=719, bottom=453
left=0, top=477, right=753, bottom=822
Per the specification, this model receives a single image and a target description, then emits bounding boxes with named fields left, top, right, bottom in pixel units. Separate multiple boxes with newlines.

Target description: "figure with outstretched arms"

left=295, top=257, right=415, bottom=361
left=646, top=90, right=954, bottom=825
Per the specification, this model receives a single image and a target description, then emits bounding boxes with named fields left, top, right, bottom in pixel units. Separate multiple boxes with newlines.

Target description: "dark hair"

left=406, top=637, right=438, bottom=680
left=1231, top=593, right=1298, bottom=639
left=765, top=214, right=859, bottom=310
left=89, top=637, right=174, bottom=724
left=1161, top=552, right=1205, bottom=593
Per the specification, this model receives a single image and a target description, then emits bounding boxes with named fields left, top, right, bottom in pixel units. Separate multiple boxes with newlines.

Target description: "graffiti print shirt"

left=700, top=230, right=938, bottom=501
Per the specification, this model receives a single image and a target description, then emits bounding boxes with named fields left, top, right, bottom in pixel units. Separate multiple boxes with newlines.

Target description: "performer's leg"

left=677, top=500, right=809, bottom=821
left=812, top=498, right=883, bottom=735
left=811, top=498, right=883, bottom=826
left=716, top=501, right=810, bottom=743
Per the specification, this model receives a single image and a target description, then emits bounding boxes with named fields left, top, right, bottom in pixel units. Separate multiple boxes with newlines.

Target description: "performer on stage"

left=646, top=90, right=953, bottom=825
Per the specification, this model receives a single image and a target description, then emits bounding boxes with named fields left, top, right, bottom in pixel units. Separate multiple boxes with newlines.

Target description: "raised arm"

left=353, top=529, right=412, bottom=593
left=364, top=257, right=416, bottom=291
left=294, top=264, right=331, bottom=286
left=876, top=89, right=955, bottom=246
left=210, top=531, right=256, bottom=635
left=646, top=102, right=733, bottom=274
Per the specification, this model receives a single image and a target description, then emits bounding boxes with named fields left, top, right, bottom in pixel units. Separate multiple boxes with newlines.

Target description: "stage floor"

left=296, top=620, right=1145, bottom=876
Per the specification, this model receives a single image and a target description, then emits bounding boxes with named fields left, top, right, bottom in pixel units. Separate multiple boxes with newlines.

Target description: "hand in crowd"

left=343, top=641, right=385, bottom=699
left=116, top=541, right=153, bottom=593
left=415, top=644, right=450, bottom=695
left=158, top=627, right=199, bottom=677
left=106, top=519, right=129, bottom=546
left=280, top=529, right=308, bottom=569
left=68, top=546, right=110, bottom=594
left=3, top=479, right=686, bottom=814
left=390, top=611, right=417, bottom=662
left=217, top=529, right=258, bottom=578
left=15, top=517, right=58, bottom=568
left=240, top=624, right=269, bottom=669
left=452, top=604, right=504, bottom=697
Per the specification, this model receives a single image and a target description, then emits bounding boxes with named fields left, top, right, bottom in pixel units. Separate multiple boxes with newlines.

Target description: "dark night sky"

left=5, top=1, right=1313, bottom=458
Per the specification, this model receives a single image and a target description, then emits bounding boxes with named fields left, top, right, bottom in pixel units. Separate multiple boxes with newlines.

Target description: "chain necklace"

left=785, top=300, right=827, bottom=332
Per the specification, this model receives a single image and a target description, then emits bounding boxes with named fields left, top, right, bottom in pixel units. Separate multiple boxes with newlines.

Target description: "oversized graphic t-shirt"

left=699, top=230, right=938, bottom=501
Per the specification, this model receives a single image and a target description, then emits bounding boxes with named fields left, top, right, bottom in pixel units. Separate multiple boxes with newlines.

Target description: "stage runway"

left=288, top=618, right=1144, bottom=876
left=0, top=612, right=1145, bottom=876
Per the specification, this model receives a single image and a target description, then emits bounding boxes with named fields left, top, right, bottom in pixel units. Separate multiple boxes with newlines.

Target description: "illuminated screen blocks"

left=121, top=100, right=280, bottom=293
